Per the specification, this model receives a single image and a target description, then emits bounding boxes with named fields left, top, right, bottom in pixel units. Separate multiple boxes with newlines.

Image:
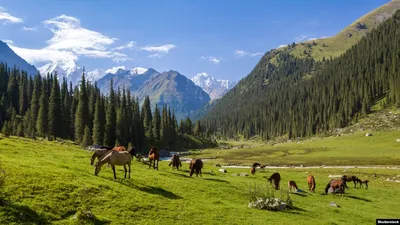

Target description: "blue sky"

left=0, top=0, right=391, bottom=81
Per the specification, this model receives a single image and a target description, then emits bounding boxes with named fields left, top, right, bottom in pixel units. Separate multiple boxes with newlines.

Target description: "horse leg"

left=112, top=165, right=116, bottom=180
left=200, top=169, right=202, bottom=177
left=124, top=165, right=127, bottom=179
left=353, top=180, right=356, bottom=188
left=148, top=159, right=152, bottom=169
left=128, top=163, right=131, bottom=179
left=156, top=160, right=159, bottom=170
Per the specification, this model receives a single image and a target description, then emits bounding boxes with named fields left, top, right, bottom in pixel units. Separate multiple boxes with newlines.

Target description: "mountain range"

left=0, top=40, right=236, bottom=120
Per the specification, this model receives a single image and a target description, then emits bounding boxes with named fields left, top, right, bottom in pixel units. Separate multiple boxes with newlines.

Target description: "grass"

left=0, top=136, right=400, bottom=224
left=188, top=130, right=400, bottom=166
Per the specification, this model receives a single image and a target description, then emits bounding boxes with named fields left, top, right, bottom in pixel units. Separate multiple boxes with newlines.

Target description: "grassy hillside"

left=282, top=0, right=400, bottom=61
left=0, top=136, right=400, bottom=224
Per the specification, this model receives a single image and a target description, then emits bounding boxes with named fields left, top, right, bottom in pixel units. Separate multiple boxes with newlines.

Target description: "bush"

left=248, top=184, right=293, bottom=211
left=74, top=185, right=96, bottom=222
left=0, top=165, right=9, bottom=206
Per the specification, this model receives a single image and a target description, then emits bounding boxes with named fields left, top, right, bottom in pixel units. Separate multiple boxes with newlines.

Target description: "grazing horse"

left=288, top=180, right=298, bottom=192
left=356, top=179, right=369, bottom=189
left=148, top=147, right=160, bottom=170
left=94, top=150, right=132, bottom=180
left=325, top=179, right=346, bottom=195
left=267, top=172, right=281, bottom=190
left=113, top=146, right=127, bottom=152
left=169, top=154, right=182, bottom=170
left=250, top=167, right=256, bottom=175
left=90, top=149, right=112, bottom=166
left=100, top=145, right=114, bottom=150
left=341, top=175, right=359, bottom=188
left=307, top=175, right=316, bottom=193
left=189, top=158, right=203, bottom=177
left=252, top=163, right=261, bottom=168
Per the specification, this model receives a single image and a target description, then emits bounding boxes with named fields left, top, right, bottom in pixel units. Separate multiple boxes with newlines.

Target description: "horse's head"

left=94, top=162, right=101, bottom=176
left=129, top=147, right=135, bottom=156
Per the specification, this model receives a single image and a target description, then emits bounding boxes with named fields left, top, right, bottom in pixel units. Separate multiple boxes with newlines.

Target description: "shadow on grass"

left=346, top=195, right=372, bottom=202
left=116, top=179, right=183, bottom=200
left=170, top=172, right=190, bottom=178
left=203, top=178, right=229, bottom=183
left=76, top=216, right=111, bottom=225
left=0, top=202, right=49, bottom=225
left=291, top=192, right=309, bottom=197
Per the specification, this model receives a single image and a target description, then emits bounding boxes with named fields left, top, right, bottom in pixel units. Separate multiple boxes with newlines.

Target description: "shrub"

left=248, top=183, right=293, bottom=211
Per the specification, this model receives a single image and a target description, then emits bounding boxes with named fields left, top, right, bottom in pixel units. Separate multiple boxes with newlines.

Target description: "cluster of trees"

left=202, top=10, right=400, bottom=140
left=0, top=68, right=205, bottom=150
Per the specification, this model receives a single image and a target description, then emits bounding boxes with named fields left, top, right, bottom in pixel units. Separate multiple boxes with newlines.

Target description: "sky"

left=0, top=0, right=391, bottom=81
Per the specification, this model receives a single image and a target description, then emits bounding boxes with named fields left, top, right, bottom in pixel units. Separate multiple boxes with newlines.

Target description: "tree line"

left=0, top=68, right=205, bottom=150
left=202, top=10, right=400, bottom=140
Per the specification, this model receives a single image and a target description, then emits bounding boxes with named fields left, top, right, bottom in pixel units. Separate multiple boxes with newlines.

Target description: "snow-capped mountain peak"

left=38, top=60, right=82, bottom=83
left=130, top=66, right=148, bottom=75
left=105, top=66, right=127, bottom=74
left=191, top=72, right=237, bottom=100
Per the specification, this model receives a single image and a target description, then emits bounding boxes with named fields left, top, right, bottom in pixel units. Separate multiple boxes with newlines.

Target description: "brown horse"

left=148, top=147, right=160, bottom=170
left=189, top=158, right=203, bottom=177
left=250, top=167, right=256, bottom=175
left=325, top=179, right=346, bottom=194
left=267, top=172, right=281, bottom=190
left=169, top=154, right=182, bottom=170
left=288, top=180, right=298, bottom=192
left=90, top=149, right=112, bottom=166
left=341, top=175, right=358, bottom=188
left=307, top=175, right=316, bottom=193
left=113, top=146, right=126, bottom=152
left=94, top=150, right=132, bottom=180
left=356, top=179, right=369, bottom=189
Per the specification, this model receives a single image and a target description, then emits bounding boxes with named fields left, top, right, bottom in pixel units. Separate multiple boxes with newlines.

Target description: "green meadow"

left=0, top=136, right=399, bottom=224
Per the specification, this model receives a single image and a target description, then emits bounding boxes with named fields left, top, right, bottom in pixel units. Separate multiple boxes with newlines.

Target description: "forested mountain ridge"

left=202, top=9, right=400, bottom=140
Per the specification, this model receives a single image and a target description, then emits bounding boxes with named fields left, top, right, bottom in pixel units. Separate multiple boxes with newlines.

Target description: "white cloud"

left=114, top=41, right=135, bottom=50
left=201, top=56, right=220, bottom=64
left=0, top=6, right=23, bottom=24
left=2, top=39, right=13, bottom=44
left=295, top=35, right=308, bottom=42
left=309, top=21, right=320, bottom=28
left=22, top=26, right=37, bottom=31
left=9, top=14, right=131, bottom=65
left=308, top=38, right=318, bottom=41
left=141, top=44, right=176, bottom=58
left=234, top=50, right=263, bottom=58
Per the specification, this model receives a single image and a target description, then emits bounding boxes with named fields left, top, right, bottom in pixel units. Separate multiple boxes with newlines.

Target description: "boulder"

left=248, top=198, right=288, bottom=211
left=219, top=169, right=227, bottom=173
left=240, top=173, right=249, bottom=177
left=329, top=202, right=339, bottom=207
left=365, top=133, right=373, bottom=137
left=396, top=139, right=400, bottom=143
left=347, top=33, right=353, bottom=37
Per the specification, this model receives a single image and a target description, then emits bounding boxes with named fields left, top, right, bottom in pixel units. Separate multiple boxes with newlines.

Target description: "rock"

left=396, top=139, right=400, bottom=143
left=355, top=22, right=367, bottom=30
left=248, top=198, right=288, bottom=211
left=219, top=169, right=227, bottom=173
left=347, top=33, right=353, bottom=37
left=365, top=133, right=373, bottom=137
left=329, top=202, right=339, bottom=207
left=240, top=173, right=249, bottom=177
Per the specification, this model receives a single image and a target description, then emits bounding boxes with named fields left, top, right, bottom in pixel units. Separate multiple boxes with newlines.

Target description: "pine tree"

left=194, top=120, right=202, bottom=137
left=104, top=80, right=116, bottom=146
left=141, top=96, right=152, bottom=136
left=153, top=105, right=161, bottom=140
left=74, top=72, right=89, bottom=143
left=18, top=74, right=28, bottom=115
left=36, top=80, right=48, bottom=138
left=48, top=74, right=61, bottom=139
left=29, top=75, right=41, bottom=134
left=185, top=117, right=192, bottom=135
left=1, top=121, right=11, bottom=136
left=81, top=125, right=93, bottom=147
left=92, top=94, right=104, bottom=145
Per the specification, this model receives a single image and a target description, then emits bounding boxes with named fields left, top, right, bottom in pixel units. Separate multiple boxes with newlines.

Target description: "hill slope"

left=0, top=41, right=38, bottom=76
left=137, top=70, right=211, bottom=120
left=282, top=0, right=400, bottom=61
left=202, top=8, right=400, bottom=140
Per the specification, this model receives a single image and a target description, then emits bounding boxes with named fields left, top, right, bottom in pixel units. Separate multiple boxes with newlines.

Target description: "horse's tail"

left=168, top=162, right=172, bottom=167
left=325, top=180, right=333, bottom=194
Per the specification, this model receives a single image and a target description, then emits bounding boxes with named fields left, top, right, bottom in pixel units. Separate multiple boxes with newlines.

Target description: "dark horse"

left=267, top=172, right=281, bottom=190
left=189, top=158, right=203, bottom=177
left=148, top=147, right=160, bottom=170
left=307, top=175, right=316, bottom=193
left=341, top=175, right=359, bottom=188
left=356, top=179, right=369, bottom=189
left=169, top=154, right=182, bottom=170
left=325, top=179, right=346, bottom=195
left=251, top=163, right=260, bottom=175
